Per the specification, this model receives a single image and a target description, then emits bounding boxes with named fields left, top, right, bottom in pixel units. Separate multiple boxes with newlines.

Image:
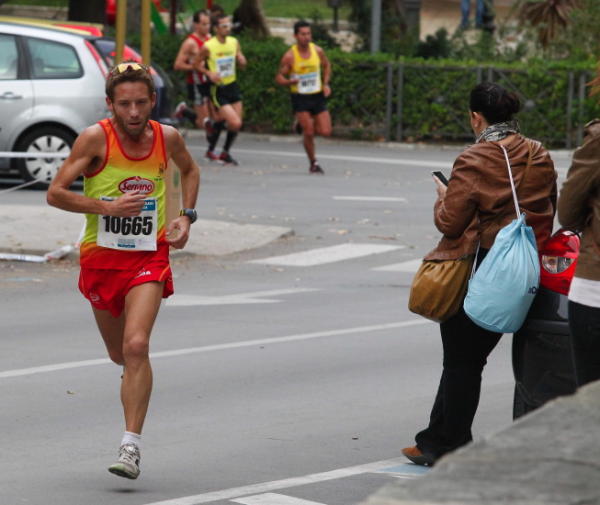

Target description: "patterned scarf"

left=475, top=119, right=520, bottom=143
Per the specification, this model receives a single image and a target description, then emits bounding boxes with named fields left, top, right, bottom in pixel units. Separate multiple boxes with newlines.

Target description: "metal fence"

left=362, top=63, right=598, bottom=148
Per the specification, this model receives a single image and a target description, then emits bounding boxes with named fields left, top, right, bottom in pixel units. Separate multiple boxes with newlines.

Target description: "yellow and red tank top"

left=290, top=42, right=322, bottom=95
left=186, top=33, right=210, bottom=85
left=80, top=118, right=168, bottom=270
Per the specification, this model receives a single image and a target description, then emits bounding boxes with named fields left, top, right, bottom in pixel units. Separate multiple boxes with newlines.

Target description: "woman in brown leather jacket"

left=558, top=118, right=600, bottom=387
left=402, top=82, right=557, bottom=466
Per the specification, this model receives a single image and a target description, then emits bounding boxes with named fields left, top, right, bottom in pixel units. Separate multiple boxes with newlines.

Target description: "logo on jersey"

left=119, top=176, right=155, bottom=194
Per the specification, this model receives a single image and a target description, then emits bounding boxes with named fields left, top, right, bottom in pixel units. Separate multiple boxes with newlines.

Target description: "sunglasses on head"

left=111, top=62, right=148, bottom=75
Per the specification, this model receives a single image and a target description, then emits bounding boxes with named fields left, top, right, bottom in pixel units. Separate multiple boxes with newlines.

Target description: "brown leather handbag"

left=408, top=256, right=474, bottom=323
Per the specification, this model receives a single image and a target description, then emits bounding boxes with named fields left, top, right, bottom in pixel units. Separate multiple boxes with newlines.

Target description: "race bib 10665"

left=97, top=197, right=158, bottom=251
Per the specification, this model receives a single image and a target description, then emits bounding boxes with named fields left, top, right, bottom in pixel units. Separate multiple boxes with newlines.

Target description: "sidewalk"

left=0, top=204, right=292, bottom=258
left=362, top=380, right=600, bottom=505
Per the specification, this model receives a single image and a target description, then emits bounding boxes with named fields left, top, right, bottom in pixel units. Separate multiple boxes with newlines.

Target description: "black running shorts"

left=291, top=92, right=328, bottom=115
left=187, top=82, right=211, bottom=106
left=210, top=82, right=242, bottom=108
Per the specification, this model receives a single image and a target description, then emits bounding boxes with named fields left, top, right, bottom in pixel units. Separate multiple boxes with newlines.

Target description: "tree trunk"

left=68, top=0, right=105, bottom=23
left=127, top=0, right=142, bottom=35
left=233, top=0, right=270, bottom=39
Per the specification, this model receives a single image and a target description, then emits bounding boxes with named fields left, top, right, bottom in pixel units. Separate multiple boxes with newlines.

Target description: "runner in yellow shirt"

left=276, top=20, right=332, bottom=174
left=197, top=13, right=247, bottom=165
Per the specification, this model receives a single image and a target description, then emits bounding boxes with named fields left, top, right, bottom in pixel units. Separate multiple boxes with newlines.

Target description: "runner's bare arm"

left=236, top=41, right=247, bottom=69
left=197, top=45, right=220, bottom=84
left=47, top=125, right=146, bottom=217
left=163, top=126, right=200, bottom=249
left=275, top=51, right=297, bottom=86
left=317, top=46, right=332, bottom=97
left=173, top=38, right=196, bottom=72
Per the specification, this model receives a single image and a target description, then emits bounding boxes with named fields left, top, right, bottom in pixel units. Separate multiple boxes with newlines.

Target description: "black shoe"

left=309, top=161, right=324, bottom=174
left=401, top=445, right=436, bottom=466
left=219, top=151, right=239, bottom=165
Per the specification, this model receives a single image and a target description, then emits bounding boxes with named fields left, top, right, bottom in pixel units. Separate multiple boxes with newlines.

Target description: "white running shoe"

left=108, top=443, right=141, bottom=479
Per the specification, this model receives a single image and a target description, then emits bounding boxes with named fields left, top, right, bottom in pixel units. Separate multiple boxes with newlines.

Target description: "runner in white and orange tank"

left=173, top=9, right=214, bottom=132
left=276, top=20, right=332, bottom=174
left=47, top=62, right=200, bottom=481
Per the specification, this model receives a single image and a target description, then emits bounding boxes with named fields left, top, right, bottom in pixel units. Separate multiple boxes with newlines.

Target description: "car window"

left=0, top=34, right=18, bottom=80
left=25, top=37, right=82, bottom=79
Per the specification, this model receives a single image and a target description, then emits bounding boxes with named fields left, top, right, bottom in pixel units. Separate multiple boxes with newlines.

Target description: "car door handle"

left=0, top=92, right=23, bottom=100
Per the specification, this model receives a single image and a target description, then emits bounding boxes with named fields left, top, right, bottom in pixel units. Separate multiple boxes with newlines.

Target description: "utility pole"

left=115, top=0, right=126, bottom=63
left=370, top=0, right=381, bottom=54
left=404, top=0, right=422, bottom=38
left=141, top=0, right=151, bottom=64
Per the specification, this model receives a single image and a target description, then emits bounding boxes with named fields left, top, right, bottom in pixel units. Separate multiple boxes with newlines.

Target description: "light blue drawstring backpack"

left=463, top=145, right=540, bottom=334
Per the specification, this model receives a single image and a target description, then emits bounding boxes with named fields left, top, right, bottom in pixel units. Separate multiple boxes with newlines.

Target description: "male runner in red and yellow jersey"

left=276, top=20, right=332, bottom=174
left=47, top=62, right=200, bottom=480
left=173, top=9, right=213, bottom=130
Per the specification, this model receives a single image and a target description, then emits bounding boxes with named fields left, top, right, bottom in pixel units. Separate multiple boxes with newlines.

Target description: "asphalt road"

left=0, top=135, right=570, bottom=505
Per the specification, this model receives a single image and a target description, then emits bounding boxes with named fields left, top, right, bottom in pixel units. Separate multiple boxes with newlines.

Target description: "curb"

left=182, top=130, right=574, bottom=158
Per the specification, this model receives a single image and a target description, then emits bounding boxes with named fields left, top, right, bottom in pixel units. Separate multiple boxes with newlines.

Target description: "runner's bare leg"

left=120, top=281, right=164, bottom=434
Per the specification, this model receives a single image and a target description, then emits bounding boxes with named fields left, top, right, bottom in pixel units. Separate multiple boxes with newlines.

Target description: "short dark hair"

left=212, top=12, right=229, bottom=30
left=469, top=82, right=521, bottom=124
left=105, top=61, right=155, bottom=101
left=192, top=10, right=209, bottom=23
left=294, top=20, right=311, bottom=34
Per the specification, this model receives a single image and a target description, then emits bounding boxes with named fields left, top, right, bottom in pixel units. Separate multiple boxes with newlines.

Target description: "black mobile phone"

left=432, top=171, right=449, bottom=186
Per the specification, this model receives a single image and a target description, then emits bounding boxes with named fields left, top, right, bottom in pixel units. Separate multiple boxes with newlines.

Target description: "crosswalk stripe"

left=372, top=259, right=422, bottom=273
left=332, top=196, right=407, bottom=202
left=166, top=288, right=319, bottom=306
left=250, top=243, right=403, bottom=267
left=372, top=463, right=430, bottom=478
left=141, top=457, right=410, bottom=505
left=231, top=493, right=326, bottom=505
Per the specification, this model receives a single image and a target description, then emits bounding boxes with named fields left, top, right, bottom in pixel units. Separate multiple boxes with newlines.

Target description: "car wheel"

left=15, top=126, right=75, bottom=185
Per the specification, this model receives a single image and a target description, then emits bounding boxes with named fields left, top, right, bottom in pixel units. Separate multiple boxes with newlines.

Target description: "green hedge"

left=141, top=33, right=600, bottom=147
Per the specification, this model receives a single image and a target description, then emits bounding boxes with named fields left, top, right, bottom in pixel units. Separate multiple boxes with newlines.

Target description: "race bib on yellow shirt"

left=296, top=72, right=320, bottom=94
left=97, top=197, right=157, bottom=251
left=217, top=56, right=234, bottom=78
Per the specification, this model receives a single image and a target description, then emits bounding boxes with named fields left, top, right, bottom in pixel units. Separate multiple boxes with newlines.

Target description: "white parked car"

left=0, top=19, right=175, bottom=185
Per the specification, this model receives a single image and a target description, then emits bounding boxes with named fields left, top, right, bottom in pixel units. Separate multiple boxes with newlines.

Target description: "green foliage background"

left=141, top=32, right=599, bottom=147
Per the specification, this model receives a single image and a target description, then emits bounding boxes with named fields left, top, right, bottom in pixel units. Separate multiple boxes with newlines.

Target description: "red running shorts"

left=79, top=262, right=174, bottom=318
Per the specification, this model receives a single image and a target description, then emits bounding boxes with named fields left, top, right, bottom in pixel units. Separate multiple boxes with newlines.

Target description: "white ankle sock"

left=121, top=431, right=141, bottom=449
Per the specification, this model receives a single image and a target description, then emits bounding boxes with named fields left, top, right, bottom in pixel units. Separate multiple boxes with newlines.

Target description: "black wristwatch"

left=179, top=208, right=197, bottom=224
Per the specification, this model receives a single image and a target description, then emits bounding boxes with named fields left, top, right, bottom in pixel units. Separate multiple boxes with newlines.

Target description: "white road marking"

left=232, top=493, right=326, bottom=505
left=233, top=148, right=450, bottom=169
left=372, top=463, right=430, bottom=478
left=250, top=243, right=403, bottom=267
left=0, top=319, right=432, bottom=380
left=166, top=288, right=319, bottom=306
left=141, top=457, right=409, bottom=505
left=373, top=259, right=422, bottom=273
left=332, top=196, right=407, bottom=202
